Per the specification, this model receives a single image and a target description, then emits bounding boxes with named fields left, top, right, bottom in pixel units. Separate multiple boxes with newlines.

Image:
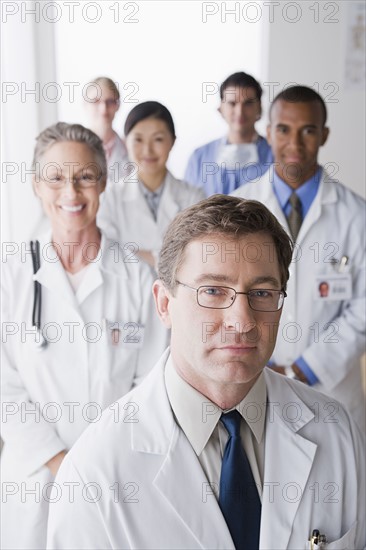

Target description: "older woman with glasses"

left=1, top=122, right=167, bottom=550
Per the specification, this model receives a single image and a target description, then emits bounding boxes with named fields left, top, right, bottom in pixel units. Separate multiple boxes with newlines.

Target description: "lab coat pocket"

left=105, top=320, right=145, bottom=349
left=319, top=521, right=357, bottom=549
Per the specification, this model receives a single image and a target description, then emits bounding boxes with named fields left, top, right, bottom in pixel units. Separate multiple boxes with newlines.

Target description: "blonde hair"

left=90, top=76, right=120, bottom=101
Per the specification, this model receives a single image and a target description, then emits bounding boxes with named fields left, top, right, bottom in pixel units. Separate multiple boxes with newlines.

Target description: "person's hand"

left=291, top=362, right=309, bottom=384
left=269, top=363, right=309, bottom=384
left=137, top=250, right=156, bottom=268
left=269, top=364, right=286, bottom=376
left=45, top=450, right=67, bottom=477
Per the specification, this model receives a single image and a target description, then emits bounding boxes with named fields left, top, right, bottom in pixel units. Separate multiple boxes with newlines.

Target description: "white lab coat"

left=97, top=170, right=205, bottom=258
left=232, top=168, right=366, bottom=431
left=1, top=231, right=168, bottom=550
left=106, top=133, right=129, bottom=185
left=47, top=350, right=365, bottom=549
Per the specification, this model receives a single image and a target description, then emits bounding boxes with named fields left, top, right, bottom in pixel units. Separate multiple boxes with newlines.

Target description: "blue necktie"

left=219, top=410, right=261, bottom=549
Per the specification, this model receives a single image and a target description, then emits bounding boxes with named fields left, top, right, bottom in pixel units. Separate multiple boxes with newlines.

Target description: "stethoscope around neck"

left=30, top=240, right=48, bottom=350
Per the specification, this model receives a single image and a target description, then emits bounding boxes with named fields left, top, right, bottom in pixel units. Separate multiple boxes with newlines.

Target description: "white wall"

left=53, top=1, right=262, bottom=177
left=261, top=0, right=365, bottom=197
left=1, top=4, right=59, bottom=244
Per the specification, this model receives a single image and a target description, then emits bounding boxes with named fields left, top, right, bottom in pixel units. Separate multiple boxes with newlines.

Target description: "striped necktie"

left=287, top=192, right=303, bottom=241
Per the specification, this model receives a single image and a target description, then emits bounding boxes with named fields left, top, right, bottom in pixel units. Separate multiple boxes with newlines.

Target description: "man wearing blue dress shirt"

left=232, top=86, right=366, bottom=430
left=185, top=72, right=273, bottom=196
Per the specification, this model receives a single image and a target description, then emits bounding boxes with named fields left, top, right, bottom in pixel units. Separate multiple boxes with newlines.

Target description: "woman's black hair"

left=124, top=101, right=176, bottom=138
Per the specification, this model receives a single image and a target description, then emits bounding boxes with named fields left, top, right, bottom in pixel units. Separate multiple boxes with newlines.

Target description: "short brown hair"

left=158, top=195, right=293, bottom=291
left=220, top=71, right=262, bottom=101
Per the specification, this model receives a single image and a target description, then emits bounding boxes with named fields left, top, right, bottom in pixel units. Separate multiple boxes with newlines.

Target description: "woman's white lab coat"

left=1, top=231, right=168, bottom=550
left=106, top=133, right=129, bottom=185
left=97, top=170, right=205, bottom=257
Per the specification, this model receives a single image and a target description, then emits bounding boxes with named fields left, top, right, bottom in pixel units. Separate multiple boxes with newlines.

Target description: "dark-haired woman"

left=98, top=101, right=204, bottom=270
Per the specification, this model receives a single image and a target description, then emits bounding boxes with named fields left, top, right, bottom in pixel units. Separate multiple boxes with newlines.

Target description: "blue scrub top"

left=184, top=135, right=273, bottom=196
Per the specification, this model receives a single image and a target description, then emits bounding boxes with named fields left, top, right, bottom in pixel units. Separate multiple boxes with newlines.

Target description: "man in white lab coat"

left=47, top=196, right=365, bottom=549
left=232, top=86, right=366, bottom=432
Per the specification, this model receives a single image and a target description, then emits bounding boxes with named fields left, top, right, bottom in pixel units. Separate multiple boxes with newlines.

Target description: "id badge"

left=314, top=274, right=352, bottom=301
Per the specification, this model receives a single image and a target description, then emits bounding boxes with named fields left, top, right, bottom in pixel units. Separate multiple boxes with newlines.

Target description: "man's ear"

left=321, top=126, right=330, bottom=146
left=266, top=124, right=272, bottom=145
left=32, top=175, right=42, bottom=198
left=153, top=280, right=173, bottom=329
left=256, top=101, right=262, bottom=121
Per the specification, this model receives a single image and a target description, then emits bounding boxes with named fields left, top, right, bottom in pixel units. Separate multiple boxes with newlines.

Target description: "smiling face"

left=219, top=86, right=261, bottom=140
left=267, top=100, right=329, bottom=188
left=125, top=117, right=175, bottom=183
left=33, top=141, right=106, bottom=234
left=154, top=232, right=283, bottom=404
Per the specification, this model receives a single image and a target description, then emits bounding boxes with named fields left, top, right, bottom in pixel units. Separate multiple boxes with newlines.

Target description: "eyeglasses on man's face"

left=175, top=281, right=286, bottom=312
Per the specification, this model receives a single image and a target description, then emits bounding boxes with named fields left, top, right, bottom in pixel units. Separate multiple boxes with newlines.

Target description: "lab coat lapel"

left=131, top=352, right=234, bottom=549
left=296, top=171, right=338, bottom=244
left=260, top=369, right=318, bottom=550
left=33, top=254, right=78, bottom=310
left=261, top=175, right=289, bottom=229
left=260, top=169, right=337, bottom=246
left=34, top=232, right=106, bottom=308
left=124, top=179, right=160, bottom=234
left=157, top=172, right=180, bottom=225
left=153, top=426, right=235, bottom=550
left=76, top=262, right=103, bottom=304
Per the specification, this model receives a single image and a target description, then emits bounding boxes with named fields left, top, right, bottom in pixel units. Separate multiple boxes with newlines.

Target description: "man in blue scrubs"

left=184, top=72, right=273, bottom=196
left=232, top=86, right=365, bottom=430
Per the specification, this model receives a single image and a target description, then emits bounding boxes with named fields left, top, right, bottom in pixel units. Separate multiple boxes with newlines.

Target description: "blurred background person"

left=98, top=101, right=204, bottom=271
left=1, top=122, right=167, bottom=550
left=84, top=76, right=128, bottom=185
left=184, top=71, right=273, bottom=196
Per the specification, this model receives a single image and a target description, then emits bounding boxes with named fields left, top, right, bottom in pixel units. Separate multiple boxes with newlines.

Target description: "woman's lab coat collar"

left=117, top=171, right=180, bottom=216
left=32, top=229, right=129, bottom=308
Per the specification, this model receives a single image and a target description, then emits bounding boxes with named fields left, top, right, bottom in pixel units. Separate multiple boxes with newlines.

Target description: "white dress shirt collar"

left=165, top=355, right=267, bottom=456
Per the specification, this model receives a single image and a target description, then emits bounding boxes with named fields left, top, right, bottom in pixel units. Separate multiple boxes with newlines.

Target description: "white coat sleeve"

left=1, top=265, right=67, bottom=477
left=301, top=262, right=366, bottom=390
left=47, top=457, right=113, bottom=550
left=352, top=418, right=366, bottom=549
